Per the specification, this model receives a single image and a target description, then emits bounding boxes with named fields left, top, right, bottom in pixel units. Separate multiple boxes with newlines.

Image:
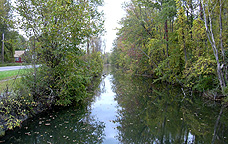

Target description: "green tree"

left=202, top=0, right=228, bottom=95
left=111, top=0, right=228, bottom=96
left=0, top=0, right=16, bottom=62
left=15, top=0, right=104, bottom=106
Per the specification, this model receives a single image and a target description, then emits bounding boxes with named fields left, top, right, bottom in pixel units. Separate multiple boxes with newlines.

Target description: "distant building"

left=14, top=51, right=25, bottom=63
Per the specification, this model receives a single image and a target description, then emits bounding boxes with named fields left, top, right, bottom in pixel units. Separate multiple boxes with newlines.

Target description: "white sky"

left=102, top=0, right=129, bottom=53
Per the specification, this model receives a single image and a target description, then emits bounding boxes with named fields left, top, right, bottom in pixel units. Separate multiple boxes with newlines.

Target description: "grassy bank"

left=0, top=69, right=29, bottom=81
left=0, top=53, right=104, bottom=138
left=0, top=63, right=30, bottom=67
left=0, top=69, right=28, bottom=93
left=0, top=79, right=19, bottom=94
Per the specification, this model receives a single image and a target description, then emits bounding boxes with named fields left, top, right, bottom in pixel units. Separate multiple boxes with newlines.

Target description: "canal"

left=1, top=65, right=228, bottom=143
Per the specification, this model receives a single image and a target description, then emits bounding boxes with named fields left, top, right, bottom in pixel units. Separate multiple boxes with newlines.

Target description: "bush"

left=0, top=51, right=104, bottom=133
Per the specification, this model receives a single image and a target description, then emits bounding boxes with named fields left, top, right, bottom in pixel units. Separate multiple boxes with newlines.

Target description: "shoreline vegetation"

left=0, top=64, right=226, bottom=139
left=112, top=67, right=228, bottom=102
left=1, top=0, right=228, bottom=141
left=0, top=55, right=104, bottom=138
left=1, top=0, right=105, bottom=138
left=110, top=0, right=228, bottom=104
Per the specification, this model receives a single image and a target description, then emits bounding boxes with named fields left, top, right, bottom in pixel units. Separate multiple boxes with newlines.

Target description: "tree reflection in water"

left=2, top=106, right=106, bottom=144
left=1, top=66, right=228, bottom=144
left=1, top=76, right=106, bottom=144
left=111, top=69, right=228, bottom=144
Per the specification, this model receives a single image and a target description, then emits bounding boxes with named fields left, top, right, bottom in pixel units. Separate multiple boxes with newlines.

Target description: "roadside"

left=0, top=63, right=30, bottom=67
left=0, top=65, right=40, bottom=94
left=0, top=69, right=26, bottom=95
left=0, top=65, right=39, bottom=72
left=0, top=69, right=27, bottom=80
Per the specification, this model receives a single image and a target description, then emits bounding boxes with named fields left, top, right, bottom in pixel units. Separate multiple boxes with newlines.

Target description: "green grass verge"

left=0, top=78, right=21, bottom=94
left=0, top=69, right=29, bottom=81
left=0, top=63, right=30, bottom=67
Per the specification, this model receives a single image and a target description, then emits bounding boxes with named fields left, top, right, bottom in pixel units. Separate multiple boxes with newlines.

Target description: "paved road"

left=0, top=65, right=39, bottom=72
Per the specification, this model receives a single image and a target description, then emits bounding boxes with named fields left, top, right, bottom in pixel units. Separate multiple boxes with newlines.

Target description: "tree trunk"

left=190, top=0, right=193, bottom=39
left=202, top=1, right=226, bottom=90
left=219, top=0, right=224, bottom=58
left=165, top=20, right=169, bottom=58
left=199, top=0, right=203, bottom=20
left=182, top=30, right=187, bottom=64
left=33, top=36, right=36, bottom=84
left=2, top=33, right=4, bottom=64
left=165, top=20, right=170, bottom=67
left=212, top=105, right=225, bottom=144
left=172, top=20, right=173, bottom=32
left=219, top=0, right=227, bottom=81
left=87, top=37, right=90, bottom=55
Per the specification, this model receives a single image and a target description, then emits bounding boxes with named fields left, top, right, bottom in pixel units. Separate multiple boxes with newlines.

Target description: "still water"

left=1, top=66, right=228, bottom=143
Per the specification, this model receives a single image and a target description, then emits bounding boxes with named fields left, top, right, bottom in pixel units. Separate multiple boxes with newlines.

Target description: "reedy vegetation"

left=111, top=0, right=228, bottom=98
left=0, top=0, right=104, bottom=132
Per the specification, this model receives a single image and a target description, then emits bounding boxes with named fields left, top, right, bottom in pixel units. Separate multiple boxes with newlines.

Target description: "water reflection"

left=1, top=66, right=228, bottom=144
left=1, top=74, right=106, bottom=144
left=111, top=69, right=228, bottom=144
left=1, top=106, right=105, bottom=144
left=90, top=65, right=119, bottom=143
left=1, top=65, right=119, bottom=144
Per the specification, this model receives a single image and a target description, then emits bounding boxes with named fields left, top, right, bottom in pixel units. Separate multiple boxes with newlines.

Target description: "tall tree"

left=111, top=0, right=228, bottom=95
left=202, top=0, right=227, bottom=92
left=15, top=0, right=105, bottom=106
left=0, top=0, right=15, bottom=62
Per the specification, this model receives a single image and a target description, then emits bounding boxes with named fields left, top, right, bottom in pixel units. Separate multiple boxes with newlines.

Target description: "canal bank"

left=1, top=65, right=228, bottom=143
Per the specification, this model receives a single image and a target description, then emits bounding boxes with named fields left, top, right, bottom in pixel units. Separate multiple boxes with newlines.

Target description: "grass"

left=0, top=69, right=28, bottom=93
left=0, top=63, right=30, bottom=67
left=0, top=69, right=29, bottom=81
left=0, top=68, right=36, bottom=93
left=0, top=79, right=20, bottom=94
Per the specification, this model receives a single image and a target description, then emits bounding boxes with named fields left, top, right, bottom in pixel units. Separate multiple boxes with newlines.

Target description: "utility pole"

left=2, top=33, right=4, bottom=63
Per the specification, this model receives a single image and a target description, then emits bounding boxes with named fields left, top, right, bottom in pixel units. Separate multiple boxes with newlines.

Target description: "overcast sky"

left=102, top=0, right=129, bottom=53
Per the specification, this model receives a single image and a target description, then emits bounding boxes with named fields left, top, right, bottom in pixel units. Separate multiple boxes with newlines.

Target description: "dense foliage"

left=110, top=0, right=228, bottom=98
left=0, top=0, right=27, bottom=63
left=0, top=0, right=104, bottom=133
left=111, top=69, right=228, bottom=143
